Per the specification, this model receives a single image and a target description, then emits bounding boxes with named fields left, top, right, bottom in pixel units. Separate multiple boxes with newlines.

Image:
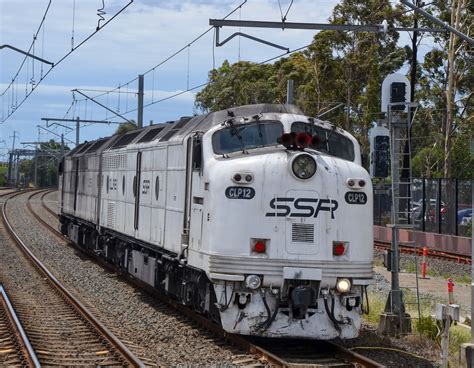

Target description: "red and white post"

left=421, top=246, right=428, bottom=279
left=447, top=278, right=455, bottom=305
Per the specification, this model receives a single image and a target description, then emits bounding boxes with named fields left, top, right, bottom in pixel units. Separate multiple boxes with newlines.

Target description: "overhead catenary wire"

left=1, top=0, right=135, bottom=124
left=80, top=0, right=248, bottom=101
left=64, top=1, right=436, bottom=124
left=1, top=0, right=52, bottom=97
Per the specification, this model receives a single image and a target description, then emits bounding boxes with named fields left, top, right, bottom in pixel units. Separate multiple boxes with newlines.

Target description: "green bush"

left=416, top=315, right=439, bottom=342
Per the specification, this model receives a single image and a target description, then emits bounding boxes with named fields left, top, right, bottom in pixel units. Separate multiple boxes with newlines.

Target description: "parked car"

left=457, top=208, right=472, bottom=225
left=412, top=199, right=446, bottom=221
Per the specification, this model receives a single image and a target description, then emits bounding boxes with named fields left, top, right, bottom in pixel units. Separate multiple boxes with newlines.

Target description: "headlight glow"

left=291, top=154, right=317, bottom=180
left=336, top=278, right=351, bottom=293
left=245, top=275, right=262, bottom=290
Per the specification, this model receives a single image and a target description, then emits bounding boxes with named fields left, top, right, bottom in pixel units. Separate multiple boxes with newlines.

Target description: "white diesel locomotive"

left=59, top=104, right=373, bottom=339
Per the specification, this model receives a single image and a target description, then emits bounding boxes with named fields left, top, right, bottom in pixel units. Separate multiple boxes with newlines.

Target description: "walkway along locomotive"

left=59, top=104, right=373, bottom=339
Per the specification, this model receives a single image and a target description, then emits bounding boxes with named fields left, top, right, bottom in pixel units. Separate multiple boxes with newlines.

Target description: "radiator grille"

left=291, top=223, right=314, bottom=243
left=103, top=154, right=127, bottom=170
left=107, top=202, right=115, bottom=228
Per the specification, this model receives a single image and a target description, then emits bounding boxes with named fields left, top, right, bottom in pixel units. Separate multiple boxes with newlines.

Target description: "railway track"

left=0, top=284, right=39, bottom=367
left=374, top=240, right=471, bottom=265
left=26, top=189, right=384, bottom=368
left=1, top=190, right=145, bottom=367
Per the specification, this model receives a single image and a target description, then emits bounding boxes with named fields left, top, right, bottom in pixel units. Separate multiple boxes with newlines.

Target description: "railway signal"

left=369, top=123, right=390, bottom=178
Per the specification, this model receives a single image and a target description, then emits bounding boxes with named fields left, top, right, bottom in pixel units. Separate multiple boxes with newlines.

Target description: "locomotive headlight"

left=336, top=278, right=351, bottom=293
left=245, top=275, right=262, bottom=290
left=291, top=154, right=316, bottom=180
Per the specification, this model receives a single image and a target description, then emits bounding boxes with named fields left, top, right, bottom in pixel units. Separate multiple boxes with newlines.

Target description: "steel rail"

left=39, top=189, right=58, bottom=218
left=27, top=190, right=63, bottom=240
left=3, top=190, right=145, bottom=368
left=0, top=284, right=40, bottom=367
left=374, top=240, right=471, bottom=264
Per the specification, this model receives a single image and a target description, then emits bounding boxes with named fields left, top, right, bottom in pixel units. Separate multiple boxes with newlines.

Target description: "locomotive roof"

left=65, top=104, right=303, bottom=157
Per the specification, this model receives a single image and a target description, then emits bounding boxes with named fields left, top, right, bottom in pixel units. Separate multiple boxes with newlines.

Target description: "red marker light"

left=254, top=241, right=266, bottom=253
left=333, top=242, right=346, bottom=256
left=295, top=133, right=312, bottom=149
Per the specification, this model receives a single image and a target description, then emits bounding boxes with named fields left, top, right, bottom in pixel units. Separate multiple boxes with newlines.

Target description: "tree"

left=115, top=120, right=138, bottom=134
left=195, top=60, right=278, bottom=112
left=415, top=0, right=472, bottom=179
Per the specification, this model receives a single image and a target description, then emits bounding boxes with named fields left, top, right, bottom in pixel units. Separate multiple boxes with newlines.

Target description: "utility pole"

left=8, top=131, right=18, bottom=186
left=137, top=74, right=144, bottom=129
left=15, top=151, right=20, bottom=187
left=286, top=80, right=294, bottom=104
left=76, top=117, right=80, bottom=146
left=60, top=134, right=65, bottom=159
left=34, top=127, right=39, bottom=187
left=460, top=138, right=474, bottom=366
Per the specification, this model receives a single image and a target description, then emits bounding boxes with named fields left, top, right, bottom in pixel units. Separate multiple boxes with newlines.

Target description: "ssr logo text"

left=265, top=198, right=338, bottom=219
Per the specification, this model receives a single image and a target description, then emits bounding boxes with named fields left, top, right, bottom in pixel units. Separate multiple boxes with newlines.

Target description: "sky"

left=0, top=0, right=431, bottom=158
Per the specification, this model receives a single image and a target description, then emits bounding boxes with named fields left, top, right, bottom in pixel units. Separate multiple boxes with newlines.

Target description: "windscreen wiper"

left=226, top=119, right=247, bottom=154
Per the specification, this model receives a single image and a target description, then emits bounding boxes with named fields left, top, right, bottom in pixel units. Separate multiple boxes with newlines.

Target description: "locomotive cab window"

left=291, top=121, right=355, bottom=161
left=192, top=136, right=203, bottom=171
left=212, top=120, right=283, bottom=154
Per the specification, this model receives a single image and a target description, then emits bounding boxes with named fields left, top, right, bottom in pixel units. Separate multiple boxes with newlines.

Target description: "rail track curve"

left=1, top=189, right=145, bottom=367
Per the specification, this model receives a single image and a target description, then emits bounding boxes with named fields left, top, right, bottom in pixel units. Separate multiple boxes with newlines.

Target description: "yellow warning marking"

left=95, top=350, right=109, bottom=356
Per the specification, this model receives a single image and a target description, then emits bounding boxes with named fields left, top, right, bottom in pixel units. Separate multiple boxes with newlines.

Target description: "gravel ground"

left=5, top=192, right=243, bottom=367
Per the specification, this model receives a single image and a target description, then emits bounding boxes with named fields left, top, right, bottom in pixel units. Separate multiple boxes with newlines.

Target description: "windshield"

left=291, top=121, right=355, bottom=161
left=212, top=120, right=283, bottom=154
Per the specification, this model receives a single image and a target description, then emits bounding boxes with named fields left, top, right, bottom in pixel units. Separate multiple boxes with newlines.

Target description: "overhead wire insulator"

left=96, top=0, right=106, bottom=31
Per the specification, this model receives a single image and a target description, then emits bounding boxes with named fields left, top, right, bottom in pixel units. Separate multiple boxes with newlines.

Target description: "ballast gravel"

left=6, top=193, right=242, bottom=366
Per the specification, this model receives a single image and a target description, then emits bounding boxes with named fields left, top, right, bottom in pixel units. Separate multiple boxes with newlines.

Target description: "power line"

left=78, top=0, right=248, bottom=100
left=64, top=1, right=438, bottom=125
left=102, top=2, right=435, bottom=120
left=1, top=0, right=134, bottom=124
left=1, top=0, right=52, bottom=96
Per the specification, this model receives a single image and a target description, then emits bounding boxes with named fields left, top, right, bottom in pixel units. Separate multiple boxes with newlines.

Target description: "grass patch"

left=363, top=293, right=386, bottom=325
left=0, top=166, right=7, bottom=186
left=449, top=326, right=471, bottom=354
left=416, top=315, right=438, bottom=341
